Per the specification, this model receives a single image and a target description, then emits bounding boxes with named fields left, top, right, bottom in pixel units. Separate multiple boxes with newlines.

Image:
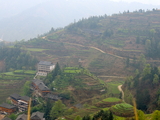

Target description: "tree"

left=151, top=110, right=160, bottom=120
left=8, top=113, right=17, bottom=120
left=108, top=111, right=113, bottom=120
left=50, top=100, right=66, bottom=120
left=52, top=62, right=61, bottom=79
left=44, top=99, right=53, bottom=120
left=82, top=115, right=91, bottom=120
left=153, top=74, right=159, bottom=85
left=74, top=115, right=82, bottom=120
left=135, top=69, right=139, bottom=76
left=138, top=54, right=146, bottom=69
left=145, top=39, right=151, bottom=55
left=22, top=81, right=31, bottom=96
left=137, top=110, right=145, bottom=120
left=142, top=64, right=151, bottom=77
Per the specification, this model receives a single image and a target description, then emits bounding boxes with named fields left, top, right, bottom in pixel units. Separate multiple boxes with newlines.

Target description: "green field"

left=103, top=97, right=121, bottom=102
left=64, top=67, right=82, bottom=74
left=110, top=103, right=134, bottom=117
left=14, top=70, right=36, bottom=75
left=0, top=69, right=36, bottom=103
left=106, top=80, right=124, bottom=95
left=0, top=70, right=36, bottom=80
left=25, top=48, right=49, bottom=52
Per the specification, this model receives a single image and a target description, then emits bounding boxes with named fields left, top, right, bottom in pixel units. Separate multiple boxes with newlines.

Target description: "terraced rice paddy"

left=110, top=103, right=134, bottom=117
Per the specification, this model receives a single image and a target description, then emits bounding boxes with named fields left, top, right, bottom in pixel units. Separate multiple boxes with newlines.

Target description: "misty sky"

left=0, top=0, right=160, bottom=41
left=0, top=0, right=159, bottom=19
left=111, top=0, right=160, bottom=5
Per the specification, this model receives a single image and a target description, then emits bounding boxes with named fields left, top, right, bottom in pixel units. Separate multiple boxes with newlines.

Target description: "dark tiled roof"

left=10, top=93, right=20, bottom=100
left=16, top=114, right=27, bottom=120
left=20, top=96, right=30, bottom=102
left=10, top=94, right=30, bottom=102
left=44, top=94, right=61, bottom=100
left=38, top=61, right=53, bottom=66
left=32, top=79, right=50, bottom=91
left=31, top=111, right=44, bottom=120
left=0, top=103, right=16, bottom=109
left=2, top=117, right=12, bottom=120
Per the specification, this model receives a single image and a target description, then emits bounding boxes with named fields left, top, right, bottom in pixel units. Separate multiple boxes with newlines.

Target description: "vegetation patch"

left=95, top=97, right=122, bottom=108
left=14, top=70, right=36, bottom=75
left=0, top=70, right=36, bottom=80
left=110, top=103, right=134, bottom=117
left=63, top=70, right=81, bottom=74
left=103, top=97, right=121, bottom=102
left=0, top=80, right=25, bottom=103
left=25, top=48, right=49, bottom=52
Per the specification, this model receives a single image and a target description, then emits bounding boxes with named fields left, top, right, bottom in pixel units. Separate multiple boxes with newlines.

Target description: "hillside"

left=15, top=9, right=160, bottom=77
left=43, top=66, right=107, bottom=105
left=11, top=9, right=160, bottom=116
left=123, top=64, right=160, bottom=113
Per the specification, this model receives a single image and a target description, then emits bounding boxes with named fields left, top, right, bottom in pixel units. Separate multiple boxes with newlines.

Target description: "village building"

left=32, top=79, right=50, bottom=96
left=10, top=93, right=20, bottom=106
left=16, top=114, right=27, bottom=120
left=10, top=94, right=30, bottom=112
left=17, top=96, right=30, bottom=112
left=44, top=93, right=61, bottom=101
left=2, top=117, right=12, bottom=120
left=30, top=111, right=45, bottom=120
left=37, top=61, right=55, bottom=76
left=16, top=112, right=45, bottom=120
left=0, top=103, right=16, bottom=114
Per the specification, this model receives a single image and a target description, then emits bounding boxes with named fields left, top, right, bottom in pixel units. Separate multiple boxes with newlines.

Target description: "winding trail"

left=118, top=85, right=125, bottom=102
left=89, top=46, right=105, bottom=53
left=98, top=76, right=125, bottom=79
left=63, top=41, right=160, bottom=62
left=43, top=37, right=160, bottom=63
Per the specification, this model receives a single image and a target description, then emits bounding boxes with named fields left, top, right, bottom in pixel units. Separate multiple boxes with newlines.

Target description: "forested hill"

left=15, top=9, right=160, bottom=76
left=43, top=9, right=160, bottom=59
left=0, top=47, right=38, bottom=72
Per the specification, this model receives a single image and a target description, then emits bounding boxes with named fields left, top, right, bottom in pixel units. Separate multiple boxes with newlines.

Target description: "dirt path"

left=89, top=46, right=105, bottom=53
left=118, top=85, right=124, bottom=102
left=98, top=76, right=126, bottom=79
left=44, top=38, right=160, bottom=63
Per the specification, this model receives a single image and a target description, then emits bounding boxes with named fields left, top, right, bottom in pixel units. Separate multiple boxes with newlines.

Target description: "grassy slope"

left=9, top=10, right=160, bottom=119
left=0, top=70, right=36, bottom=103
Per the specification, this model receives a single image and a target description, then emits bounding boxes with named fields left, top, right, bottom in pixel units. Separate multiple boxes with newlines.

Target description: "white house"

left=37, top=61, right=55, bottom=76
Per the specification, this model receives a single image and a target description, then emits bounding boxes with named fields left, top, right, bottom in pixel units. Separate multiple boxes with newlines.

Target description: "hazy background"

left=0, top=0, right=160, bottom=41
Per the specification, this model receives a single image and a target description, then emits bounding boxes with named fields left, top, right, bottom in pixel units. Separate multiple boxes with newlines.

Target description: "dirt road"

left=44, top=38, right=160, bottom=63
left=98, top=76, right=126, bottom=79
left=118, top=85, right=124, bottom=102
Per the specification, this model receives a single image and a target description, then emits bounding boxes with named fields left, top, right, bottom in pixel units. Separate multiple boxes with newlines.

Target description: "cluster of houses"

left=32, top=79, right=61, bottom=100
left=0, top=61, right=61, bottom=120
left=2, top=111, right=45, bottom=120
left=0, top=94, right=29, bottom=114
left=0, top=79, right=61, bottom=115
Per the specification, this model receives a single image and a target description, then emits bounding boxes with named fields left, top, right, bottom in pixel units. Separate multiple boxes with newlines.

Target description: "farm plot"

left=110, top=103, right=134, bottom=117
left=0, top=80, right=26, bottom=103
left=0, top=70, right=36, bottom=80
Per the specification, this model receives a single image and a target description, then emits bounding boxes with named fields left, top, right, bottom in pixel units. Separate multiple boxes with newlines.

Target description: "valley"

left=1, top=9, right=160, bottom=120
